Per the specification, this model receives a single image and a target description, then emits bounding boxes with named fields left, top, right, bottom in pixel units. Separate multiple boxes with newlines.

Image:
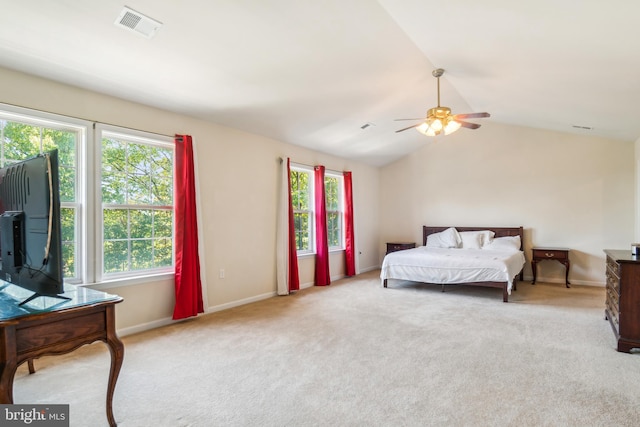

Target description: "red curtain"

left=314, top=166, right=331, bottom=286
left=173, top=135, right=204, bottom=320
left=287, top=159, right=300, bottom=291
left=344, top=171, right=356, bottom=276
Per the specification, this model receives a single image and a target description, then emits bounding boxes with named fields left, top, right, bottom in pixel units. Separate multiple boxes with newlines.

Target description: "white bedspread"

left=380, top=247, right=526, bottom=293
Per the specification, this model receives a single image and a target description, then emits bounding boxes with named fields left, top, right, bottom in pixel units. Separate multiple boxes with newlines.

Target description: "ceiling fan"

left=395, top=68, right=490, bottom=136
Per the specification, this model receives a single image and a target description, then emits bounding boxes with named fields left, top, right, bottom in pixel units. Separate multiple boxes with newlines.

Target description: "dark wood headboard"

left=423, top=226, right=524, bottom=250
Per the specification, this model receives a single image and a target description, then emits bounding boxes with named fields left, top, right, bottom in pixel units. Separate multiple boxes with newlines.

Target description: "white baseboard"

left=358, top=265, right=380, bottom=273
left=117, top=291, right=276, bottom=337
left=117, top=317, right=177, bottom=337
left=521, top=275, right=604, bottom=287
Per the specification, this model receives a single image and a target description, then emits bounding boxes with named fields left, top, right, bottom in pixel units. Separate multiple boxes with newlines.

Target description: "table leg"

left=0, top=363, right=17, bottom=404
left=105, top=305, right=124, bottom=427
left=0, top=326, right=17, bottom=404
left=531, top=260, right=537, bottom=284
left=565, top=260, right=571, bottom=288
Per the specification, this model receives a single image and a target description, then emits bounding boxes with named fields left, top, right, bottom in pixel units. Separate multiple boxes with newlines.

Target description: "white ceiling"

left=1, top=1, right=639, bottom=166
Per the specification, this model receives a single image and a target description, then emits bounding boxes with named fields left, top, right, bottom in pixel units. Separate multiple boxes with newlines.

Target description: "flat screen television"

left=0, top=149, right=67, bottom=306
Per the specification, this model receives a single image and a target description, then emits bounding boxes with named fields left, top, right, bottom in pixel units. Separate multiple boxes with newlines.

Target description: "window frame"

left=0, top=104, right=88, bottom=284
left=289, top=163, right=345, bottom=257
left=324, top=171, right=344, bottom=252
left=0, top=103, right=176, bottom=289
left=290, top=164, right=315, bottom=256
left=95, top=124, right=175, bottom=283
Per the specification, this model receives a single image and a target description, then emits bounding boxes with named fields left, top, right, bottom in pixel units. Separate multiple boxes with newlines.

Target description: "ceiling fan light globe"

left=444, top=120, right=461, bottom=135
left=430, top=118, right=443, bottom=132
left=415, top=122, right=438, bottom=136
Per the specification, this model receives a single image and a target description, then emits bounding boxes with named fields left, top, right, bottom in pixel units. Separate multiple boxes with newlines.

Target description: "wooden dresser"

left=604, top=249, right=640, bottom=353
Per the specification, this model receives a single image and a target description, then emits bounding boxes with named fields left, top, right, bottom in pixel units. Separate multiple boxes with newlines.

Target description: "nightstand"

left=531, top=247, right=570, bottom=287
left=386, top=242, right=416, bottom=254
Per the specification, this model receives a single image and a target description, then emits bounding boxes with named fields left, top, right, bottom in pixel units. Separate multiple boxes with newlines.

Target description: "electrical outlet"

left=219, top=269, right=225, bottom=279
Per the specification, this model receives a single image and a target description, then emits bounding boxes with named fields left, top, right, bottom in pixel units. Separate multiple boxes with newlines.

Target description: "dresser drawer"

left=606, top=284, right=619, bottom=308
left=606, top=305, right=619, bottom=328
left=532, top=249, right=568, bottom=260
left=606, top=270, right=620, bottom=295
left=606, top=256, right=620, bottom=278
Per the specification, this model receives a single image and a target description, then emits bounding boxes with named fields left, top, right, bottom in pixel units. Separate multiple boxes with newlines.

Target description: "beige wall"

left=1, top=65, right=635, bottom=334
left=0, top=67, right=381, bottom=334
left=379, top=122, right=635, bottom=286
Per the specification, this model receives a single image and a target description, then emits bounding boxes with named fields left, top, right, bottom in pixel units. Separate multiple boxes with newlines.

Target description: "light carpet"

left=13, top=270, right=640, bottom=426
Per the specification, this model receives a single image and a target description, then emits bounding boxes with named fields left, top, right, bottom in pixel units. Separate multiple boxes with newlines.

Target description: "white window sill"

left=297, top=248, right=345, bottom=259
left=78, top=271, right=174, bottom=291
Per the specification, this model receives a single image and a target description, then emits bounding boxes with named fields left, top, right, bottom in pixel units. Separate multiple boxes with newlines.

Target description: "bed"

left=381, top=226, right=526, bottom=302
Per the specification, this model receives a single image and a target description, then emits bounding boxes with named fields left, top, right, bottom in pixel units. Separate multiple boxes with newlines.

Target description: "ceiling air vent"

left=115, top=6, right=162, bottom=39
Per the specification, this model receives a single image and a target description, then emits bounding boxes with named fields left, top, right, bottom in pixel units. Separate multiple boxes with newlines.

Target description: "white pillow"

left=484, top=235, right=521, bottom=251
left=479, top=230, right=496, bottom=247
left=459, top=231, right=484, bottom=249
left=425, top=227, right=460, bottom=248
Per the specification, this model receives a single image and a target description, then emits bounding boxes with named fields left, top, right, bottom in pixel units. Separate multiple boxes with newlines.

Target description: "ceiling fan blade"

left=396, top=123, right=422, bottom=133
left=453, top=112, right=490, bottom=120
left=455, top=120, right=481, bottom=130
left=394, top=118, right=424, bottom=121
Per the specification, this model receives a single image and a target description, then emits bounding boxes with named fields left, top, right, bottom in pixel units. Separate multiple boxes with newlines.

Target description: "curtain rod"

left=94, top=122, right=177, bottom=140
left=283, top=157, right=348, bottom=174
left=2, top=101, right=178, bottom=139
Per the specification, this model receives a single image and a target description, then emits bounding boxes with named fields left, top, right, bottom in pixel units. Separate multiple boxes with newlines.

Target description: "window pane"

left=131, top=240, right=153, bottom=270
left=102, top=138, right=127, bottom=204
left=154, top=238, right=173, bottom=267
left=59, top=165, right=76, bottom=203
left=294, top=212, right=309, bottom=251
left=325, top=177, right=338, bottom=210
left=61, top=207, right=76, bottom=278
left=327, top=212, right=339, bottom=247
left=103, top=240, right=129, bottom=273
left=43, top=128, right=76, bottom=203
left=130, top=209, right=152, bottom=239
left=62, top=242, right=76, bottom=277
left=104, top=209, right=128, bottom=240
left=150, top=147, right=173, bottom=205
left=154, top=210, right=172, bottom=237
left=291, top=170, right=309, bottom=210
left=102, top=171, right=127, bottom=204
left=127, top=144, right=152, bottom=204
left=1, top=122, right=41, bottom=163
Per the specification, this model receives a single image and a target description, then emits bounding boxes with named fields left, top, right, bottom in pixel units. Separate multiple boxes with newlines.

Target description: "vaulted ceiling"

left=1, top=1, right=639, bottom=166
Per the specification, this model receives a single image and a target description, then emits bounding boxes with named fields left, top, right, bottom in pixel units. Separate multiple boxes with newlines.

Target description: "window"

left=0, top=104, right=175, bottom=286
left=290, top=166, right=313, bottom=254
left=0, top=110, right=83, bottom=281
left=290, top=164, right=344, bottom=255
left=324, top=172, right=343, bottom=250
left=100, top=130, right=174, bottom=278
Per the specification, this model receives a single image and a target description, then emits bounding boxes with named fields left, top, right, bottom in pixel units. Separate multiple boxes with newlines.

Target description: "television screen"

left=0, top=150, right=66, bottom=305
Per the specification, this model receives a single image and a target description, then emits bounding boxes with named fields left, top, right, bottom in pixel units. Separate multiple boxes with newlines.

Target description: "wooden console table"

left=531, top=247, right=570, bottom=287
left=0, top=284, right=124, bottom=427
